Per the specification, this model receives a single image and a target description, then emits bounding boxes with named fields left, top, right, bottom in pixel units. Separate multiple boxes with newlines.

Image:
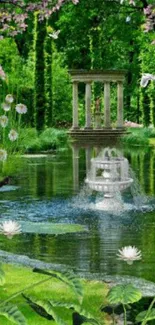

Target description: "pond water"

left=0, top=144, right=155, bottom=282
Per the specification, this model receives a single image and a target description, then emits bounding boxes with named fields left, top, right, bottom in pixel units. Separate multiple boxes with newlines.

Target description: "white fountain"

left=85, top=148, right=133, bottom=211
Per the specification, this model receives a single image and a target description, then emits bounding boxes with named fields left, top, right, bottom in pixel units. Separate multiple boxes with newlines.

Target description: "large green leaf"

left=22, top=294, right=53, bottom=320
left=33, top=268, right=83, bottom=301
left=136, top=309, right=155, bottom=323
left=23, top=297, right=66, bottom=325
left=0, top=264, right=5, bottom=286
left=0, top=303, right=27, bottom=325
left=107, top=284, right=142, bottom=305
left=24, top=296, right=99, bottom=325
left=48, top=300, right=100, bottom=324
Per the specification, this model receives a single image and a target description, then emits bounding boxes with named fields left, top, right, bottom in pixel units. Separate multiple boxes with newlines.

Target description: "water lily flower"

left=0, top=115, right=8, bottom=128
left=8, top=129, right=18, bottom=141
left=0, top=149, right=7, bottom=161
left=5, top=94, right=14, bottom=103
left=117, top=246, right=142, bottom=265
left=0, top=220, right=21, bottom=239
left=2, top=102, right=11, bottom=112
left=140, top=73, right=155, bottom=87
left=15, top=103, right=27, bottom=114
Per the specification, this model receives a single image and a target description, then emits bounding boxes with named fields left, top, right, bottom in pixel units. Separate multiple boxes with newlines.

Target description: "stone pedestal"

left=85, top=82, right=92, bottom=129
left=94, top=112, right=102, bottom=129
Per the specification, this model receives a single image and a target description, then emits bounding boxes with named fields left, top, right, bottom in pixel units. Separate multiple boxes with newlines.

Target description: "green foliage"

left=107, top=284, right=142, bottom=305
left=38, top=128, right=68, bottom=150
left=33, top=268, right=83, bottom=301
left=33, top=13, right=46, bottom=130
left=0, top=264, right=5, bottom=286
left=18, top=127, right=68, bottom=152
left=52, top=48, right=72, bottom=127
left=122, top=127, right=155, bottom=146
left=136, top=309, right=155, bottom=323
left=0, top=303, right=27, bottom=325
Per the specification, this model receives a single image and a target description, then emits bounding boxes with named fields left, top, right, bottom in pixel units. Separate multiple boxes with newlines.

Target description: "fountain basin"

left=85, top=177, right=133, bottom=192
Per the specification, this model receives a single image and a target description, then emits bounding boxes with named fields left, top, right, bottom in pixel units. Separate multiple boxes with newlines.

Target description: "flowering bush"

left=0, top=93, right=27, bottom=162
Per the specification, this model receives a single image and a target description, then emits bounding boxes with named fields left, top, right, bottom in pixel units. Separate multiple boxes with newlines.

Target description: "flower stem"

left=0, top=275, right=53, bottom=306
left=123, top=304, right=127, bottom=325
left=141, top=297, right=155, bottom=325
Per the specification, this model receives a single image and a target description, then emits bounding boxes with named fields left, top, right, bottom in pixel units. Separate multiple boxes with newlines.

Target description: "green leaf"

left=25, top=297, right=99, bottom=325
left=136, top=309, right=155, bottom=323
left=107, top=284, right=142, bottom=305
left=48, top=300, right=99, bottom=324
left=33, top=268, right=83, bottom=301
left=0, top=303, right=27, bottom=325
left=23, top=298, right=66, bottom=325
left=0, top=264, right=5, bottom=286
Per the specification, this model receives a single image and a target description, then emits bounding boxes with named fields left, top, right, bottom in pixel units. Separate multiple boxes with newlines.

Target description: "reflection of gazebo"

left=68, top=70, right=127, bottom=139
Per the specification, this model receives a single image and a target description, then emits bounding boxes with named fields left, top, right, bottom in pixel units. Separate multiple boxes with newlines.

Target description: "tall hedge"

left=33, top=13, right=46, bottom=130
left=44, top=26, right=53, bottom=127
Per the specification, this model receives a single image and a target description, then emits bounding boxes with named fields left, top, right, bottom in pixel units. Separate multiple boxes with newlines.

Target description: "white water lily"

left=2, top=102, right=11, bottom=112
left=117, top=246, right=142, bottom=265
left=8, top=129, right=18, bottom=141
left=140, top=73, right=155, bottom=87
left=15, top=103, right=27, bottom=114
left=5, top=94, right=14, bottom=103
left=0, top=115, right=8, bottom=128
left=0, top=149, right=7, bottom=161
left=0, top=220, right=21, bottom=239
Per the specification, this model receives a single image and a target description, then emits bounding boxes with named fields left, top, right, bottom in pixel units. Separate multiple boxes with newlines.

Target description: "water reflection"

left=0, top=144, right=155, bottom=281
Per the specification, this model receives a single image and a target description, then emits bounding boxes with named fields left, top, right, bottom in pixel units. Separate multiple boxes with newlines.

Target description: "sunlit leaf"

left=107, top=284, right=142, bottom=305
left=0, top=303, right=27, bottom=325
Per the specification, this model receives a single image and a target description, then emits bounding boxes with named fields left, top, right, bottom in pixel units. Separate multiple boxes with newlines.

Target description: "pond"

left=0, top=144, right=155, bottom=283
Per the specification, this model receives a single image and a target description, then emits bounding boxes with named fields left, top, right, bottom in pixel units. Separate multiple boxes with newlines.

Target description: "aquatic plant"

left=0, top=221, right=21, bottom=239
left=117, top=246, right=142, bottom=265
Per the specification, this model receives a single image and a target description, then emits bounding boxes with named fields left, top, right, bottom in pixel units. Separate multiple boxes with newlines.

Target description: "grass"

left=122, top=127, right=155, bottom=146
left=0, top=264, right=109, bottom=325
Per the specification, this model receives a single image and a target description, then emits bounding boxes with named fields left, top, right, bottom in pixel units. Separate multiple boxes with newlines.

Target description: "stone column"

left=104, top=82, right=111, bottom=128
left=72, top=145, right=79, bottom=192
left=117, top=81, right=124, bottom=128
left=72, top=81, right=79, bottom=129
left=85, top=82, right=92, bottom=129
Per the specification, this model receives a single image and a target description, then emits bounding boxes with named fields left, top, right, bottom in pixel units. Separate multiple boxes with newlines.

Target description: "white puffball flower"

left=0, top=220, right=21, bottom=239
left=8, top=129, right=18, bottom=142
left=117, top=246, right=142, bottom=265
left=5, top=94, right=14, bottom=104
left=0, top=149, right=7, bottom=161
left=0, top=115, right=8, bottom=128
left=2, top=102, right=11, bottom=112
left=140, top=73, right=155, bottom=87
left=126, top=16, right=131, bottom=23
left=15, top=103, right=27, bottom=114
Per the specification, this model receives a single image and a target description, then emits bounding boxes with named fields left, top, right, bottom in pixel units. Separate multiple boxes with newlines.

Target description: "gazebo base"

left=68, top=128, right=128, bottom=140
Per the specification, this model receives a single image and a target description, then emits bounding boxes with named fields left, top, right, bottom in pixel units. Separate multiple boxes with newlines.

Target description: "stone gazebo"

left=68, top=70, right=127, bottom=140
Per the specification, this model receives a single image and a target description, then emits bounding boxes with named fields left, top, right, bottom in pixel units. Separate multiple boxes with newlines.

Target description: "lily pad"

left=18, top=222, right=87, bottom=235
left=0, top=186, right=19, bottom=192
